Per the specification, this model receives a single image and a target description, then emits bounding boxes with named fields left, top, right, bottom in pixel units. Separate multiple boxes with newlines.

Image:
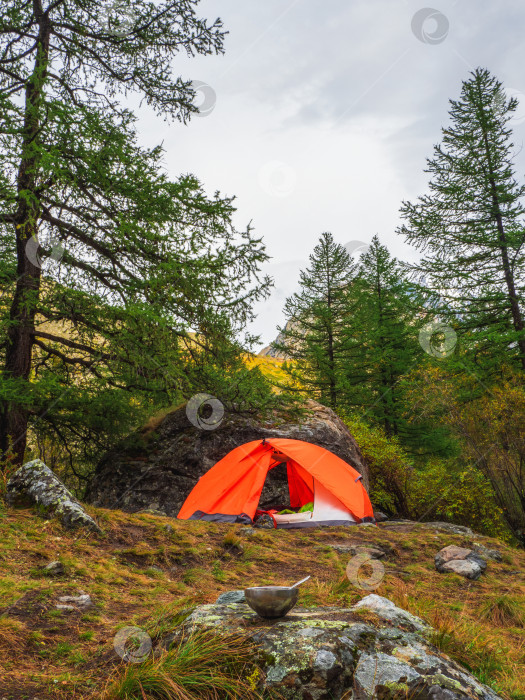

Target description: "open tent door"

left=311, top=479, right=356, bottom=524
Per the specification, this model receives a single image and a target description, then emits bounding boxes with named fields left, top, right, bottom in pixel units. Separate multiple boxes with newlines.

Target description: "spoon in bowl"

left=290, top=575, right=310, bottom=588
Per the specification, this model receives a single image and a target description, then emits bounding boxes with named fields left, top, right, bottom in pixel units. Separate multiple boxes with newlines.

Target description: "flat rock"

left=56, top=593, right=92, bottom=610
left=169, top=594, right=501, bottom=699
left=329, top=544, right=386, bottom=559
left=440, top=560, right=483, bottom=580
left=44, top=561, right=65, bottom=576
left=424, top=522, right=475, bottom=536
left=215, top=590, right=245, bottom=604
left=435, top=545, right=473, bottom=567
left=7, top=460, right=101, bottom=532
left=435, top=545, right=488, bottom=579
left=352, top=594, right=430, bottom=633
left=472, top=543, right=503, bottom=562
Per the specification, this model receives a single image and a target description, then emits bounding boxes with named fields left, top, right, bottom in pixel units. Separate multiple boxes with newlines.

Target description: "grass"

left=102, top=630, right=262, bottom=700
left=478, top=593, right=525, bottom=627
left=0, top=506, right=523, bottom=699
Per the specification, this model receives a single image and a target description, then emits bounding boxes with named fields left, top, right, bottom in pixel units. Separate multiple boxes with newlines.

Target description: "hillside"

left=0, top=504, right=524, bottom=699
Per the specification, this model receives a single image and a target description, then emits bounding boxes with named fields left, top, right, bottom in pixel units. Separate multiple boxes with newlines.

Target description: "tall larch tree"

left=398, top=68, right=525, bottom=377
left=273, top=232, right=357, bottom=409
left=0, top=1, right=271, bottom=467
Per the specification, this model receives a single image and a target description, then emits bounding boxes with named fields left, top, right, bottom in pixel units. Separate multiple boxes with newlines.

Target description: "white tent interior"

left=272, top=478, right=356, bottom=526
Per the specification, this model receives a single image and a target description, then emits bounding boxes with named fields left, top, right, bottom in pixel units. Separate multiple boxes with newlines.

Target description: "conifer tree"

left=341, top=237, right=428, bottom=444
left=398, top=68, right=525, bottom=375
left=274, top=233, right=356, bottom=409
left=0, top=1, right=271, bottom=467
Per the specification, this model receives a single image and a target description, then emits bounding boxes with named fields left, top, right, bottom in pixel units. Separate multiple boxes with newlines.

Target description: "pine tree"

left=273, top=233, right=356, bottom=409
left=341, top=237, right=428, bottom=444
left=398, top=68, right=525, bottom=375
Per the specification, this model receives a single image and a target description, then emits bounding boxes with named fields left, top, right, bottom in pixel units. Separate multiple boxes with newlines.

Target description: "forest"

left=1, top=2, right=524, bottom=547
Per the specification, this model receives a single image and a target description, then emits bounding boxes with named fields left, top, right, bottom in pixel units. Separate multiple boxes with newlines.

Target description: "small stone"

left=44, top=561, right=65, bottom=575
left=239, top=527, right=256, bottom=536
left=254, top=514, right=274, bottom=529
left=373, top=510, right=389, bottom=522
left=215, top=590, right=246, bottom=605
left=164, top=524, right=174, bottom=534
left=314, top=649, right=337, bottom=672
left=471, top=543, right=502, bottom=562
left=352, top=595, right=430, bottom=633
left=435, top=545, right=473, bottom=568
left=57, top=593, right=92, bottom=609
left=466, top=552, right=487, bottom=572
left=330, top=544, right=386, bottom=559
left=440, top=559, right=482, bottom=580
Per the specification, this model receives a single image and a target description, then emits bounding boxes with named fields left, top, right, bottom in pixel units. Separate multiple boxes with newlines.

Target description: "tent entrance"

left=271, top=476, right=357, bottom=528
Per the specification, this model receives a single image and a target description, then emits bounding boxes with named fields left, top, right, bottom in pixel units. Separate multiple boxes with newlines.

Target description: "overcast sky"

left=136, top=0, right=525, bottom=348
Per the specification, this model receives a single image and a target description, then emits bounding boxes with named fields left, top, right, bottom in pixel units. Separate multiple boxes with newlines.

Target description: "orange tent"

left=177, top=438, right=375, bottom=528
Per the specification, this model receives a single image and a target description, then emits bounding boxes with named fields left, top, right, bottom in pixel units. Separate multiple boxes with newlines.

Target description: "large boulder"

left=6, top=459, right=101, bottom=532
left=168, top=593, right=502, bottom=700
left=85, top=400, right=369, bottom=517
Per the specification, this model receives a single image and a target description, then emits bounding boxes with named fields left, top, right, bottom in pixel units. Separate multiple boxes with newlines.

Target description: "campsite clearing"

left=0, top=505, right=524, bottom=699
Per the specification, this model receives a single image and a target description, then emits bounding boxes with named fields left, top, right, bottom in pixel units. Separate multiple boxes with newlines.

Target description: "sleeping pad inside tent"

left=177, top=438, right=375, bottom=528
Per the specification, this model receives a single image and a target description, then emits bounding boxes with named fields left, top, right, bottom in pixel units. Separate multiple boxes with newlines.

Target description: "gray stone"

left=372, top=510, right=389, bottom=522
left=329, top=544, right=386, bottom=559
left=44, top=561, right=65, bottom=575
left=7, top=460, right=101, bottom=532
left=314, top=649, right=338, bottom=672
left=215, top=590, right=245, bottom=605
left=56, top=593, right=92, bottom=609
left=352, top=594, right=430, bottom=633
left=435, top=544, right=488, bottom=579
left=472, top=543, right=503, bottom=562
left=440, top=559, right=483, bottom=580
left=435, top=545, right=473, bottom=570
left=169, top=596, right=502, bottom=699
left=424, top=522, right=475, bottom=536
left=239, top=527, right=256, bottom=536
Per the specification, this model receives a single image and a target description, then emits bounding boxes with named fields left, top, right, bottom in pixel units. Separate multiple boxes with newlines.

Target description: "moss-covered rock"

left=172, top=594, right=502, bottom=700
left=6, top=459, right=101, bottom=532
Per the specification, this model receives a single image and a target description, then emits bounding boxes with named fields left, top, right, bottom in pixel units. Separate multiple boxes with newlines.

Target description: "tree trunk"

left=0, top=5, right=49, bottom=467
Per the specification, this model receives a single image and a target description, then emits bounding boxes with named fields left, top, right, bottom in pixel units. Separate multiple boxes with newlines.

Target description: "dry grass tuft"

left=102, top=630, right=262, bottom=700
left=477, top=593, right=525, bottom=628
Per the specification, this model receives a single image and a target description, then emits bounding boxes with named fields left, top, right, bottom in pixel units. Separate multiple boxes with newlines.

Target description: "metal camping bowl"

left=244, top=585, right=299, bottom=618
